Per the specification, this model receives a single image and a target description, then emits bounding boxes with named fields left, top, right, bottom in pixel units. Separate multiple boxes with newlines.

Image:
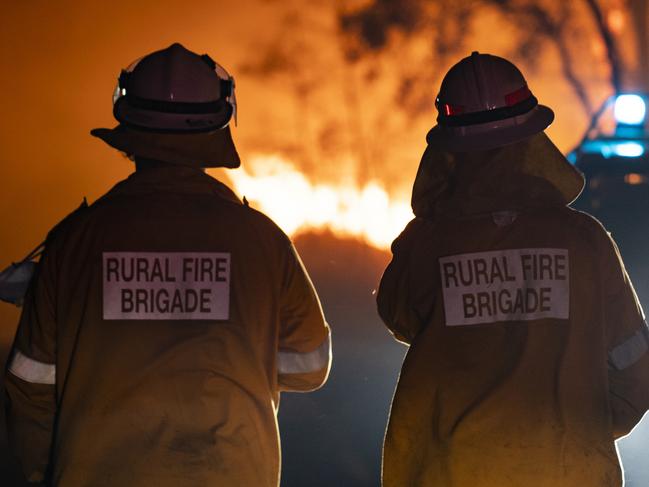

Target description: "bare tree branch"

left=583, top=0, right=622, bottom=93
left=483, top=0, right=594, bottom=115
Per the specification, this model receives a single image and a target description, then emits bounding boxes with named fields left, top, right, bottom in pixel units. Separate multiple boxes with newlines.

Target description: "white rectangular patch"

left=439, top=248, right=569, bottom=326
left=103, top=252, right=230, bottom=320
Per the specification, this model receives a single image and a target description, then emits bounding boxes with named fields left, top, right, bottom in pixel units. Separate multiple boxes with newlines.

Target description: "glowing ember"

left=227, top=155, right=413, bottom=249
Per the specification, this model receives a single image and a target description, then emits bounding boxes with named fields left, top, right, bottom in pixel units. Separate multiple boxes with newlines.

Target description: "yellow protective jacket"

left=5, top=166, right=331, bottom=486
left=378, top=134, right=649, bottom=487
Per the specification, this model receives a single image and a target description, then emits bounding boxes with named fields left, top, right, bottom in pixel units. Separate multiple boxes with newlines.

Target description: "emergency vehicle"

left=569, top=93, right=649, bottom=304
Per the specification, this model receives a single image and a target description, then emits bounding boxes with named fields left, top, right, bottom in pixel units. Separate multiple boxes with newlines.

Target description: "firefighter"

left=5, top=43, right=331, bottom=486
left=377, top=52, right=649, bottom=487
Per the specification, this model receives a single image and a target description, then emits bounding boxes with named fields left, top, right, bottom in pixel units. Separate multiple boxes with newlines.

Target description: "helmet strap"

left=438, top=95, right=538, bottom=127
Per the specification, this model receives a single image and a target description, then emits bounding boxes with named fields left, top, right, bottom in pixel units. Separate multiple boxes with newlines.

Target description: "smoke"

left=233, top=0, right=619, bottom=196
left=339, top=0, right=424, bottom=54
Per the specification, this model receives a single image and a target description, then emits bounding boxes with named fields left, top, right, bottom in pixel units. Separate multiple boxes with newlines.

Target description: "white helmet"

left=427, top=52, right=554, bottom=152
left=112, top=43, right=237, bottom=133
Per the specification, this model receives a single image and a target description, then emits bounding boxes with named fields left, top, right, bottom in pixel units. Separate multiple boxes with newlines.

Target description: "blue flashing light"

left=614, top=94, right=646, bottom=125
left=613, top=141, right=645, bottom=158
left=580, top=140, right=646, bottom=159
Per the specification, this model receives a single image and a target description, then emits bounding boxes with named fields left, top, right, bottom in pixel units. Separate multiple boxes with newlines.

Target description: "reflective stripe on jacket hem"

left=8, top=350, right=56, bottom=385
left=609, top=324, right=649, bottom=371
left=278, top=331, right=331, bottom=375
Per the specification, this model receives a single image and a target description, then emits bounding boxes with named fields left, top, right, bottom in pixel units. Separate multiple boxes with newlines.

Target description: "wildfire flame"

left=227, top=155, right=413, bottom=250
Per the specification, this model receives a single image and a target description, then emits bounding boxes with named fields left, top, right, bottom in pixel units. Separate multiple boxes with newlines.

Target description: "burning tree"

left=340, top=0, right=642, bottom=119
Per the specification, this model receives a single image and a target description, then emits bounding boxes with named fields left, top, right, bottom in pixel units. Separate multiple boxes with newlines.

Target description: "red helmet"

left=427, top=52, right=554, bottom=152
left=112, top=43, right=236, bottom=133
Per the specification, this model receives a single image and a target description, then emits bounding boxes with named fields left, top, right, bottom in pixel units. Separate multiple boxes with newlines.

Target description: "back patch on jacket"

left=102, top=252, right=230, bottom=320
left=439, top=248, right=569, bottom=326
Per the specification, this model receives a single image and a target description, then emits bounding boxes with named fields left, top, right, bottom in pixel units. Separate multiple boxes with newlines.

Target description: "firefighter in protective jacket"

left=5, top=43, right=331, bottom=486
left=377, top=52, right=649, bottom=487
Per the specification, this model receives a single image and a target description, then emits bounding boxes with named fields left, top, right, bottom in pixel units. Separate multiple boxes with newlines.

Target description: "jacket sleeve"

left=277, top=242, right=331, bottom=392
left=599, top=231, right=649, bottom=438
left=377, top=218, right=429, bottom=345
left=4, top=245, right=58, bottom=483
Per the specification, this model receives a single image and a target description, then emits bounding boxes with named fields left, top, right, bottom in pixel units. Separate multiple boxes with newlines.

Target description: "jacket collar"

left=106, top=165, right=242, bottom=205
left=411, top=132, right=585, bottom=218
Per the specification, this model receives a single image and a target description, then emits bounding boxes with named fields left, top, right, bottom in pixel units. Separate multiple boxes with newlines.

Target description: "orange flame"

left=227, top=155, right=413, bottom=249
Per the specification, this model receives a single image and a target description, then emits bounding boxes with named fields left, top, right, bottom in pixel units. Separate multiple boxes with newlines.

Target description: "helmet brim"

left=90, top=124, right=241, bottom=168
left=426, top=104, right=554, bottom=152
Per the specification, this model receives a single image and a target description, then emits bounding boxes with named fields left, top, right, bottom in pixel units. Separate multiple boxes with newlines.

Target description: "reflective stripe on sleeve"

left=8, top=350, right=56, bottom=385
left=278, top=331, right=331, bottom=375
left=609, top=325, right=649, bottom=371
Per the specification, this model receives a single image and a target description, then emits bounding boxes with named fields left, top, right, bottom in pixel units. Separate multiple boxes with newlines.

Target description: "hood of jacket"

left=411, top=132, right=585, bottom=218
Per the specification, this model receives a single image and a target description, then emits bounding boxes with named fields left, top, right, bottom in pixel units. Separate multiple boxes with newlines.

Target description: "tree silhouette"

left=234, top=0, right=638, bottom=190
left=340, top=0, right=628, bottom=117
